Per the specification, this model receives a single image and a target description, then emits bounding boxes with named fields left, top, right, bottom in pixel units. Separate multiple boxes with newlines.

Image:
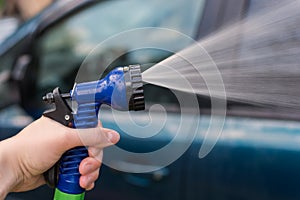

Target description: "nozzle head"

left=124, top=65, right=145, bottom=111
left=70, top=65, right=144, bottom=112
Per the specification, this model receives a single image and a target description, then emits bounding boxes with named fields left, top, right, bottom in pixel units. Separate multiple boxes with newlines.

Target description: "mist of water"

left=143, top=1, right=300, bottom=110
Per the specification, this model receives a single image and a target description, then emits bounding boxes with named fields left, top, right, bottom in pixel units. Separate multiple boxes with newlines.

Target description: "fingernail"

left=107, top=131, right=115, bottom=143
left=107, top=131, right=119, bottom=144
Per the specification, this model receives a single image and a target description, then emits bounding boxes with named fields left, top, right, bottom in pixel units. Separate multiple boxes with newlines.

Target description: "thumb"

left=68, top=126, right=120, bottom=149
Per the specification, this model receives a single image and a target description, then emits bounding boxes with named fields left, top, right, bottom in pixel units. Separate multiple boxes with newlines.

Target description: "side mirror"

left=12, top=54, right=32, bottom=81
left=11, top=54, right=38, bottom=113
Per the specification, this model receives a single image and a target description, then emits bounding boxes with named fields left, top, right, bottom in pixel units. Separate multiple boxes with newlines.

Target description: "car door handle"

left=111, top=160, right=170, bottom=187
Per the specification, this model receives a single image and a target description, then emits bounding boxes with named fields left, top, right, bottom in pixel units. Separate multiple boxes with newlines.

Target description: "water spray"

left=42, top=65, right=144, bottom=200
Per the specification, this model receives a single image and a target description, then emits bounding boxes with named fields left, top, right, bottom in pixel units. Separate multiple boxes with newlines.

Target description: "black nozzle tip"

left=124, top=65, right=145, bottom=111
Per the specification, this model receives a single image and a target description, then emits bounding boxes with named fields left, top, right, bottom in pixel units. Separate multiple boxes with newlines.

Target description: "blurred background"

left=0, top=0, right=52, bottom=20
left=0, top=0, right=53, bottom=46
left=1, top=0, right=300, bottom=200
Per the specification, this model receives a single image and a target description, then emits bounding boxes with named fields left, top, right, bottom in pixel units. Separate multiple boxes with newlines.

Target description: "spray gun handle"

left=43, top=87, right=97, bottom=200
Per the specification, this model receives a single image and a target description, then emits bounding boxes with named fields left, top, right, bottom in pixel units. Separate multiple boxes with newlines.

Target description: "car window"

left=34, top=0, right=205, bottom=105
left=229, top=0, right=300, bottom=118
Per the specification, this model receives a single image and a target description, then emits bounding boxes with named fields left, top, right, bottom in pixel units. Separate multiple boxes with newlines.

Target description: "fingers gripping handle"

left=43, top=87, right=99, bottom=199
left=55, top=102, right=100, bottom=196
left=54, top=101, right=99, bottom=198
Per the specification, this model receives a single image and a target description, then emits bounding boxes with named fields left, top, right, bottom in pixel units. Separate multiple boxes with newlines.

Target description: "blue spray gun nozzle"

left=70, top=65, right=144, bottom=128
left=71, top=65, right=144, bottom=111
left=42, top=65, right=144, bottom=199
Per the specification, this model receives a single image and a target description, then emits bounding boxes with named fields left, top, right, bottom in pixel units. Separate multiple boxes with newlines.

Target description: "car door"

left=186, top=0, right=300, bottom=199
left=186, top=116, right=300, bottom=200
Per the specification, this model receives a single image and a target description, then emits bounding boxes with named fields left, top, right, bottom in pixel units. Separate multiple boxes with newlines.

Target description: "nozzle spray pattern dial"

left=124, top=65, right=145, bottom=111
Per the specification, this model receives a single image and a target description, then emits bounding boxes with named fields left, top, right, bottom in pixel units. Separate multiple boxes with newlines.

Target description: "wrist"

left=0, top=138, right=20, bottom=199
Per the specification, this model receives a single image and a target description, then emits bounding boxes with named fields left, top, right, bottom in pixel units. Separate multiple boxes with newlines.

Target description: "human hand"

left=0, top=116, right=119, bottom=198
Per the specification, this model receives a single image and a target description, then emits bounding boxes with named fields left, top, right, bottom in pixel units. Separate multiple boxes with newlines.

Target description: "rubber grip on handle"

left=56, top=146, right=88, bottom=194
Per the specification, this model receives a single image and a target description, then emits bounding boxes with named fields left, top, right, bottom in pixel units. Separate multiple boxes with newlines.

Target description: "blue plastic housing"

left=56, top=67, right=128, bottom=194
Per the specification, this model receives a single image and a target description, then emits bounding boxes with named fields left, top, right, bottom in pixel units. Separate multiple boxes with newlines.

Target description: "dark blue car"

left=1, top=0, right=300, bottom=199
